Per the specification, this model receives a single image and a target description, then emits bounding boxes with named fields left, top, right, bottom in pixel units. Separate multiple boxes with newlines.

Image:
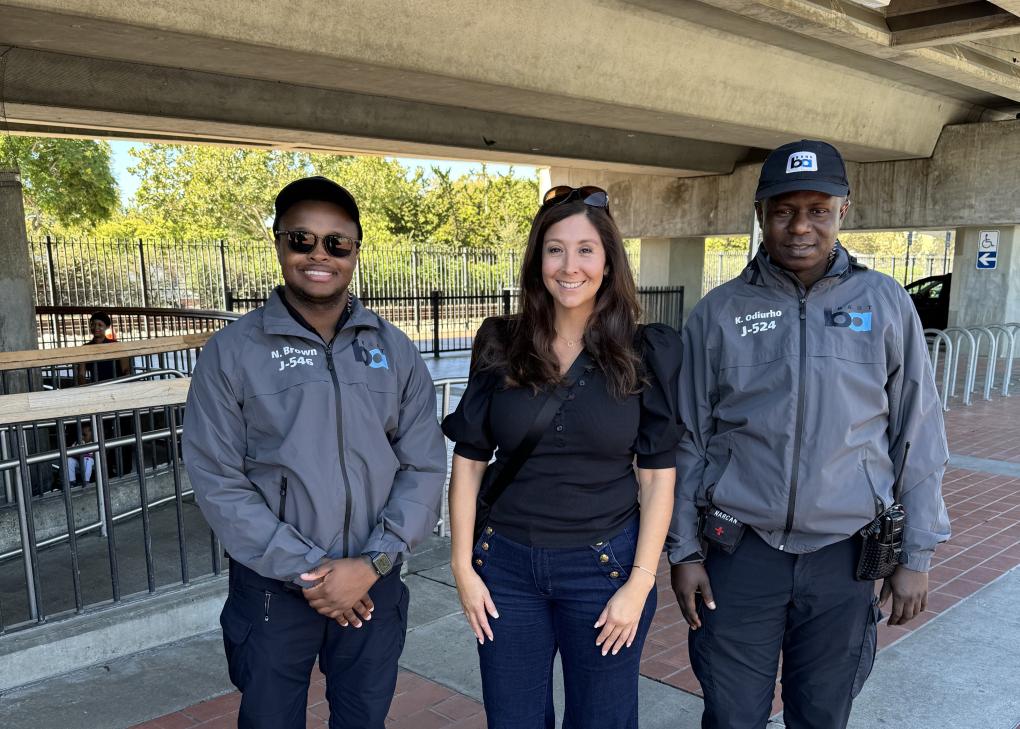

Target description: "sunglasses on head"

left=541, top=185, right=610, bottom=210
left=275, top=230, right=361, bottom=258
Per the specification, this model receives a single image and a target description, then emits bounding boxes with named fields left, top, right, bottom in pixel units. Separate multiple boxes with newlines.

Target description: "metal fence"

left=230, top=286, right=684, bottom=356
left=35, top=306, right=236, bottom=350
left=702, top=251, right=955, bottom=294
left=29, top=236, right=641, bottom=312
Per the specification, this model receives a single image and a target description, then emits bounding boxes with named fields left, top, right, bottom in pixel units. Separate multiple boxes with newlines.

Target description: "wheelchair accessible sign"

left=977, top=231, right=998, bottom=270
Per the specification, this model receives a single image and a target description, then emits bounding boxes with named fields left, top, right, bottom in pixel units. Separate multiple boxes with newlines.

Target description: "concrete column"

left=0, top=169, right=38, bottom=354
left=948, top=226, right=1020, bottom=327
left=638, top=237, right=705, bottom=326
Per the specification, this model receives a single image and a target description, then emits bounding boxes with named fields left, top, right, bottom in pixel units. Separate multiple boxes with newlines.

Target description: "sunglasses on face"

left=275, top=230, right=362, bottom=258
left=541, top=185, right=610, bottom=210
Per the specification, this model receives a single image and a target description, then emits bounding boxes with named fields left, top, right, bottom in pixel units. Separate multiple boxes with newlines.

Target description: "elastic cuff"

left=453, top=442, right=494, bottom=462
left=667, top=540, right=704, bottom=565
left=636, top=451, right=676, bottom=469
left=903, top=550, right=933, bottom=573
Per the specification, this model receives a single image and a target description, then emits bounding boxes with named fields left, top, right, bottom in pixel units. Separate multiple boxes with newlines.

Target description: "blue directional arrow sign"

left=977, top=251, right=997, bottom=269
left=976, top=230, right=999, bottom=270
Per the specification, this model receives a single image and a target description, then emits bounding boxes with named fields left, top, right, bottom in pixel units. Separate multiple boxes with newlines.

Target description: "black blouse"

left=441, top=318, right=682, bottom=548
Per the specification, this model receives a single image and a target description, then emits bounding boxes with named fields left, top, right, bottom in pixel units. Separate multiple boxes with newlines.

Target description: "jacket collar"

left=741, top=241, right=860, bottom=292
left=262, top=287, right=381, bottom=340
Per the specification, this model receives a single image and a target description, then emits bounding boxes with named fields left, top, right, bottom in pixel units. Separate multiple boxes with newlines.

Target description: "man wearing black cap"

left=666, top=141, right=950, bottom=728
left=183, top=177, right=447, bottom=728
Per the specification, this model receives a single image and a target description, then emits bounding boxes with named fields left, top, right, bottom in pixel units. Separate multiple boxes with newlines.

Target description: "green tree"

left=0, top=136, right=118, bottom=232
left=129, top=145, right=312, bottom=241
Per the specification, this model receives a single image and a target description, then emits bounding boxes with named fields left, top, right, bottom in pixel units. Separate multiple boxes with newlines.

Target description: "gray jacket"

left=183, top=290, right=447, bottom=583
left=667, top=247, right=950, bottom=572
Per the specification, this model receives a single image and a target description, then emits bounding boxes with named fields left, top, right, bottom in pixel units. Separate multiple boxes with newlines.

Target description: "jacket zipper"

left=780, top=294, right=808, bottom=550
left=279, top=475, right=288, bottom=522
left=325, top=340, right=354, bottom=557
left=263, top=591, right=271, bottom=622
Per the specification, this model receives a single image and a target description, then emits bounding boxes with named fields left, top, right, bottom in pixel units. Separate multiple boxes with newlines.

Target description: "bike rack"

left=987, top=325, right=1017, bottom=397
left=924, top=329, right=954, bottom=411
left=944, top=327, right=977, bottom=406
left=967, top=326, right=998, bottom=401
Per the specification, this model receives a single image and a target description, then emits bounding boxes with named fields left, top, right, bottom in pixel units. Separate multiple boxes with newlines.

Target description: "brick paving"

left=131, top=670, right=485, bottom=728
left=138, top=392, right=1020, bottom=728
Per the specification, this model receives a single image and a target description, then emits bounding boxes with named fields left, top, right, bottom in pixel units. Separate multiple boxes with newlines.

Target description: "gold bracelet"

left=632, top=564, right=657, bottom=579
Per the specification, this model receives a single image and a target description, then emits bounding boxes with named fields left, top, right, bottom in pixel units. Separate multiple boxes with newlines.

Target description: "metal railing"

left=233, top=286, right=684, bottom=356
left=702, top=251, right=954, bottom=294
left=29, top=236, right=642, bottom=312
left=35, top=305, right=237, bottom=350
left=0, top=387, right=210, bottom=633
left=434, top=377, right=469, bottom=538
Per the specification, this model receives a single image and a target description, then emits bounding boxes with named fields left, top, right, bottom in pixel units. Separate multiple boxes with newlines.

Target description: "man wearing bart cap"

left=666, top=141, right=950, bottom=728
left=183, top=177, right=447, bottom=728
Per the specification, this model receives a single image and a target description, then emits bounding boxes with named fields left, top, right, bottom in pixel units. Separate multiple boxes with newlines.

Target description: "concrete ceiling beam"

left=0, top=1, right=988, bottom=160
left=987, top=0, right=1020, bottom=14
left=0, top=47, right=747, bottom=176
left=694, top=0, right=1020, bottom=102
left=885, top=0, right=1020, bottom=49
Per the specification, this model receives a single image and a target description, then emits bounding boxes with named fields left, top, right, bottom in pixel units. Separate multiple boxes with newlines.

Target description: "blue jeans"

left=473, top=518, right=656, bottom=729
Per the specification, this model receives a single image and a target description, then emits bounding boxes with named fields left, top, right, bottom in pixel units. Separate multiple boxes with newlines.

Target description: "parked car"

left=904, top=273, right=951, bottom=331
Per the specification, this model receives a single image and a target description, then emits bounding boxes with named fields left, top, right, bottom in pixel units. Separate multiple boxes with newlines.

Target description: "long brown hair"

left=475, top=200, right=642, bottom=399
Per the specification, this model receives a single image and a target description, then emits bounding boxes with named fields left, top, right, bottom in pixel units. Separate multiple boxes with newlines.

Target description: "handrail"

left=35, top=304, right=238, bottom=321
left=0, top=333, right=213, bottom=372
left=967, top=327, right=998, bottom=401
left=944, top=327, right=977, bottom=406
left=0, top=380, right=190, bottom=424
left=924, top=329, right=953, bottom=411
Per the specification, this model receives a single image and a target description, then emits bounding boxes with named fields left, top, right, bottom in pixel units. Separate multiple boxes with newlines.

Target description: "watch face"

left=373, top=553, right=393, bottom=576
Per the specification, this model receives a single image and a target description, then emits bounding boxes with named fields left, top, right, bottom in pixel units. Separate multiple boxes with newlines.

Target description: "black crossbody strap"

left=482, top=352, right=592, bottom=508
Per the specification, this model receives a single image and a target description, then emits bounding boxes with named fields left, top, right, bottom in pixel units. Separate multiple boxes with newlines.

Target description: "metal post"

left=905, top=231, right=913, bottom=284
left=218, top=240, right=229, bottom=310
left=943, top=231, right=952, bottom=275
left=502, top=288, right=512, bottom=316
left=431, top=290, right=441, bottom=358
left=14, top=426, right=43, bottom=621
left=137, top=239, right=150, bottom=308
left=91, top=414, right=108, bottom=538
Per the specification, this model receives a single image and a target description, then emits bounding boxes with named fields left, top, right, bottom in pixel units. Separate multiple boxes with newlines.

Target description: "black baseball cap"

left=755, top=140, right=850, bottom=201
left=273, top=176, right=363, bottom=240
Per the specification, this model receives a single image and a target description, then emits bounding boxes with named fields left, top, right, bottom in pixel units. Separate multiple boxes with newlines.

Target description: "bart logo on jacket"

left=353, top=337, right=390, bottom=370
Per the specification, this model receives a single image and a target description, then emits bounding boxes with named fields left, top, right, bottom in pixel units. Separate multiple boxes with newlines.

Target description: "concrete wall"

left=0, top=468, right=191, bottom=556
left=948, top=226, right=1020, bottom=326
left=0, top=170, right=38, bottom=365
left=550, top=119, right=1020, bottom=239
left=639, top=238, right=705, bottom=324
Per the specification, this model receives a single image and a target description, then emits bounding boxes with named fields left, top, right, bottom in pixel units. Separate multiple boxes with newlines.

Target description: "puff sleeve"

left=441, top=317, right=504, bottom=462
left=634, top=323, right=683, bottom=469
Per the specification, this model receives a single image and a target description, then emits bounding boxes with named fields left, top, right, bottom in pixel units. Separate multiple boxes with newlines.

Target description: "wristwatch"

left=365, top=552, right=393, bottom=577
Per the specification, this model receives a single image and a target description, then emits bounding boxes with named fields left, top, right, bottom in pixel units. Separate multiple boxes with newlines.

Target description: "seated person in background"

left=76, top=311, right=130, bottom=384
left=51, top=421, right=95, bottom=489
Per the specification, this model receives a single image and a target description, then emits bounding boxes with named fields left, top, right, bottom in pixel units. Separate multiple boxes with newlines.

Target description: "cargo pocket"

left=851, top=597, right=881, bottom=698
left=220, top=600, right=253, bottom=691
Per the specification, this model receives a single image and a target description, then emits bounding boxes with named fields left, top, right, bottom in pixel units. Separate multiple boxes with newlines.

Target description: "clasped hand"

left=301, top=557, right=378, bottom=628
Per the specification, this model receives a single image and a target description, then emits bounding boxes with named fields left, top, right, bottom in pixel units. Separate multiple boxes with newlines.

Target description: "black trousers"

left=221, top=559, right=409, bottom=729
left=689, top=530, right=880, bottom=729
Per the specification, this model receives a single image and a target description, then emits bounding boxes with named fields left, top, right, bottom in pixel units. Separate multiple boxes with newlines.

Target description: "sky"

left=108, top=140, right=537, bottom=203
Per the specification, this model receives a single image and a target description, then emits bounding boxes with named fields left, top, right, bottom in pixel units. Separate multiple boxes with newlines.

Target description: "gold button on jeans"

left=475, top=558, right=483, bottom=567
left=482, top=543, right=490, bottom=551
left=610, top=571, right=620, bottom=579
left=599, top=554, right=609, bottom=564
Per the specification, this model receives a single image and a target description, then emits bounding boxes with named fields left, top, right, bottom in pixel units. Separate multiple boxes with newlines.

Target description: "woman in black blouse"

left=442, top=186, right=680, bottom=728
